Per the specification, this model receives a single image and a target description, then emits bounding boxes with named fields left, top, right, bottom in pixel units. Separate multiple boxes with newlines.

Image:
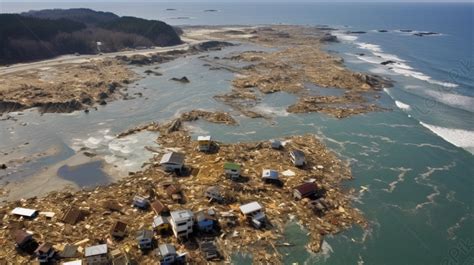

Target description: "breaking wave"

left=419, top=122, right=474, bottom=154
left=336, top=31, right=459, bottom=89
left=394, top=100, right=411, bottom=111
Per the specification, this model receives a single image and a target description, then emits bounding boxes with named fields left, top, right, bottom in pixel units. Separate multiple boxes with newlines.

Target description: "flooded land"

left=1, top=25, right=393, bottom=264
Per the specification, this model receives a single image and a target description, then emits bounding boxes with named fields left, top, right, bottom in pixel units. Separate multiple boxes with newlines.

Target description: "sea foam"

left=339, top=31, right=460, bottom=89
left=394, top=100, right=412, bottom=111
left=420, top=122, right=474, bottom=154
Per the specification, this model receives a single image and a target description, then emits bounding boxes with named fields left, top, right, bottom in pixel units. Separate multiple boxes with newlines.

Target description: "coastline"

left=0, top=25, right=393, bottom=264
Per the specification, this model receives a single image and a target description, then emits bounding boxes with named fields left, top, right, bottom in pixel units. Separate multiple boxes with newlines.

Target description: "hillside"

left=0, top=9, right=182, bottom=65
left=21, top=8, right=119, bottom=25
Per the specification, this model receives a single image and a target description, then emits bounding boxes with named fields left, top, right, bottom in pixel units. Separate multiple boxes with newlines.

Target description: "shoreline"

left=0, top=25, right=390, bottom=263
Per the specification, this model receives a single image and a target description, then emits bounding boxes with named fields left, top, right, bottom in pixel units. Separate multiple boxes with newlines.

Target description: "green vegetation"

left=0, top=9, right=182, bottom=65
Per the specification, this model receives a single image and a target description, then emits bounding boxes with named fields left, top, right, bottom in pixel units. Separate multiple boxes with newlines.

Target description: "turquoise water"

left=1, top=2, right=473, bottom=264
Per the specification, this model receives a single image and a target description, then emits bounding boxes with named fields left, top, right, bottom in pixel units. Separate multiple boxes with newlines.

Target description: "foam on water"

left=337, top=31, right=460, bottom=89
left=419, top=122, right=474, bottom=154
left=394, top=100, right=412, bottom=111
left=383, top=167, right=412, bottom=193
left=253, top=104, right=290, bottom=117
left=71, top=129, right=160, bottom=172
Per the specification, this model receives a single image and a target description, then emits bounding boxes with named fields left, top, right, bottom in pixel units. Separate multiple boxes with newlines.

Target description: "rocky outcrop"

left=34, top=100, right=83, bottom=113
left=414, top=32, right=439, bottom=37
left=320, top=33, right=339, bottom=43
left=190, top=41, right=235, bottom=52
left=170, top=76, right=190, bottom=83
left=0, top=100, right=27, bottom=113
left=353, top=73, right=393, bottom=89
left=381, top=60, right=397, bottom=66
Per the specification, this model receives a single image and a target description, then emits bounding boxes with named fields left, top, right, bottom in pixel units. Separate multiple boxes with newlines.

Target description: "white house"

left=270, top=139, right=282, bottom=149
left=224, top=162, right=241, bottom=180
left=262, top=169, right=279, bottom=181
left=170, top=210, right=194, bottom=240
left=156, top=244, right=177, bottom=264
left=85, top=244, right=108, bottom=265
left=239, top=202, right=266, bottom=228
left=198, top=136, right=212, bottom=152
left=160, top=152, right=185, bottom=172
left=290, top=150, right=306, bottom=167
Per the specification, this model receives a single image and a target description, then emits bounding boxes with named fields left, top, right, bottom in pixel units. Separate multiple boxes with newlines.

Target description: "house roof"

left=224, top=162, right=240, bottom=171
left=35, top=242, right=53, bottom=254
left=198, top=136, right=211, bottom=141
left=166, top=184, right=181, bottom=196
left=290, top=149, right=305, bottom=159
left=136, top=229, right=153, bottom=240
left=262, top=169, right=279, bottom=180
left=11, top=207, right=37, bottom=217
left=294, top=183, right=317, bottom=196
left=270, top=139, right=282, bottom=146
left=158, top=244, right=176, bottom=256
left=196, top=211, right=215, bottom=223
left=239, top=202, right=263, bottom=215
left=61, top=207, right=83, bottom=225
left=170, top=210, right=193, bottom=223
left=151, top=200, right=169, bottom=214
left=14, top=230, right=32, bottom=245
left=112, top=220, right=127, bottom=233
left=153, top=216, right=169, bottom=227
left=85, top=244, right=108, bottom=257
left=160, top=152, right=185, bottom=165
left=60, top=244, right=78, bottom=258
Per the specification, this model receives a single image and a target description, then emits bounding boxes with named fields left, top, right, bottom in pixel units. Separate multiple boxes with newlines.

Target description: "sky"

left=1, top=0, right=472, bottom=2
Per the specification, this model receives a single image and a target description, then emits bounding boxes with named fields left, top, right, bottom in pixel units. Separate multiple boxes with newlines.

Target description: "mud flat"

left=0, top=116, right=365, bottom=264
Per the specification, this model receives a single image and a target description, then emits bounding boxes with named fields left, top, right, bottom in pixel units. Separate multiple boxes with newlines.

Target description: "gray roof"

left=170, top=210, right=193, bottom=223
left=136, top=229, right=153, bottom=240
left=240, top=202, right=263, bottom=215
left=158, top=244, right=176, bottom=256
left=262, top=169, right=279, bottom=180
left=290, top=149, right=305, bottom=159
left=160, top=152, right=185, bottom=165
left=85, top=244, right=107, bottom=257
left=153, top=216, right=169, bottom=227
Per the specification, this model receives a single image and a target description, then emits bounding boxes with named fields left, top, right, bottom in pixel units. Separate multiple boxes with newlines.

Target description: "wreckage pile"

left=0, top=118, right=365, bottom=264
left=0, top=59, right=136, bottom=114
left=196, top=25, right=392, bottom=119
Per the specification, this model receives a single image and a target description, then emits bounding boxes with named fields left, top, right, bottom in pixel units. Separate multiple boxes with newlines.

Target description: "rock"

left=191, top=41, right=235, bottom=52
left=0, top=100, right=26, bottom=113
left=80, top=96, right=93, bottom=105
left=99, top=100, right=107, bottom=106
left=108, top=83, right=117, bottom=93
left=377, top=30, right=388, bottom=33
left=320, top=33, right=339, bottom=43
left=35, top=100, right=83, bottom=113
left=381, top=60, right=396, bottom=66
left=0, top=164, right=6, bottom=170
left=98, top=92, right=108, bottom=100
left=170, top=76, right=190, bottom=83
left=400, top=29, right=413, bottom=32
left=413, top=32, right=439, bottom=37
left=348, top=31, right=366, bottom=34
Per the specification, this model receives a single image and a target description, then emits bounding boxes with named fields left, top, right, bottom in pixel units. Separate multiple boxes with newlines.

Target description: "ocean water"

left=1, top=2, right=473, bottom=265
